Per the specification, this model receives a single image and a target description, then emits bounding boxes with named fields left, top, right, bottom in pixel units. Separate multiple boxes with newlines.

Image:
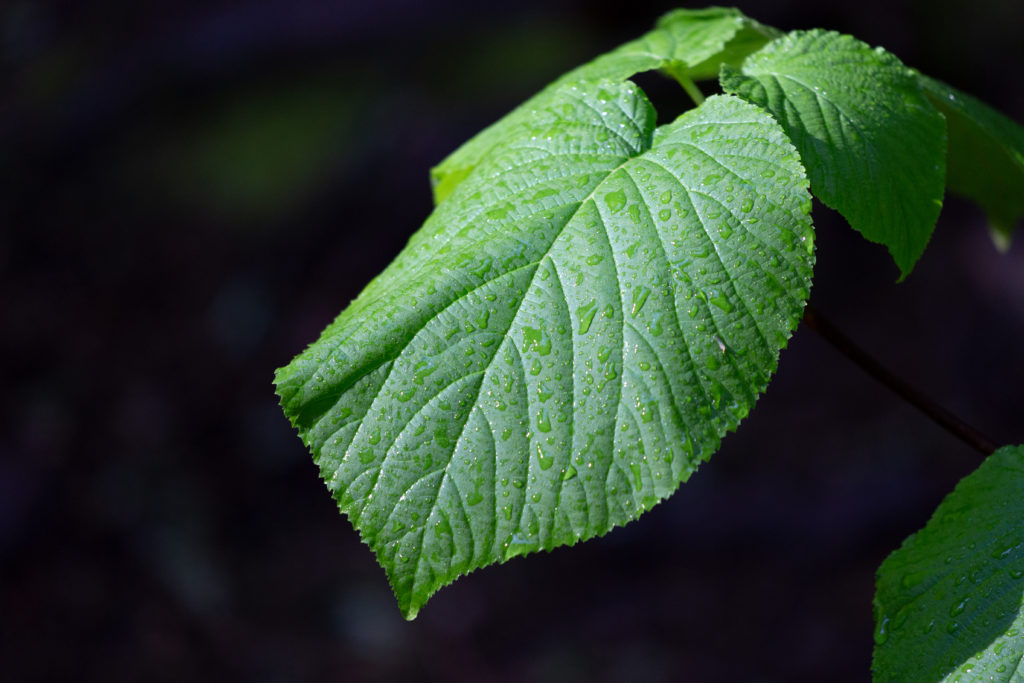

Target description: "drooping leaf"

left=919, top=75, right=1024, bottom=250
left=430, top=7, right=779, bottom=203
left=275, top=84, right=815, bottom=619
left=721, top=30, right=946, bottom=279
left=873, top=445, right=1024, bottom=682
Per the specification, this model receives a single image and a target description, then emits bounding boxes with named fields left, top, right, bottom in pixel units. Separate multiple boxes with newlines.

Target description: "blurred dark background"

left=2, top=1, right=1023, bottom=681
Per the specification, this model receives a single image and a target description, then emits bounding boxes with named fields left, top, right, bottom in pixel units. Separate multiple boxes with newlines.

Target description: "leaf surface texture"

left=275, top=85, right=815, bottom=618
left=721, top=30, right=946, bottom=278
left=874, top=445, right=1024, bottom=682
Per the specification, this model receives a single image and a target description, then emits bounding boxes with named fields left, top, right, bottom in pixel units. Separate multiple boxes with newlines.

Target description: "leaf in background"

left=430, top=7, right=779, bottom=203
left=275, top=84, right=814, bottom=619
left=721, top=30, right=946, bottom=279
left=873, top=445, right=1024, bottom=682
left=919, top=75, right=1024, bottom=250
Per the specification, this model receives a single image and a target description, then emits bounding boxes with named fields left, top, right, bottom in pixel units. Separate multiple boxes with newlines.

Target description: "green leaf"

left=721, top=30, right=946, bottom=279
left=430, top=7, right=779, bottom=204
left=919, top=75, right=1024, bottom=250
left=275, top=84, right=815, bottom=619
left=873, top=445, right=1024, bottom=682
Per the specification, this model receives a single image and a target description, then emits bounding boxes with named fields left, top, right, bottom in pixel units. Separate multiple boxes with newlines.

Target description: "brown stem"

left=802, top=305, right=998, bottom=457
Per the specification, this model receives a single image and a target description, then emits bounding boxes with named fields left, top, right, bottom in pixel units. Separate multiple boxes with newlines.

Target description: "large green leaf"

left=873, top=445, right=1024, bottom=682
left=430, top=7, right=779, bottom=203
left=919, top=75, right=1024, bottom=250
left=275, top=84, right=814, bottom=618
left=721, top=30, right=946, bottom=279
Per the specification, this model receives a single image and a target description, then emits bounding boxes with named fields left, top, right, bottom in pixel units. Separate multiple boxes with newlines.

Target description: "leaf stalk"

left=802, top=305, right=998, bottom=456
left=668, top=68, right=706, bottom=106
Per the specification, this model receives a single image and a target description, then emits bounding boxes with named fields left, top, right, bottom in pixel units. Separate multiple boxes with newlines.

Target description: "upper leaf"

left=721, top=30, right=946, bottom=279
left=919, top=75, right=1024, bottom=250
left=873, top=445, right=1024, bottom=682
left=275, top=83, right=815, bottom=619
left=430, top=7, right=779, bottom=203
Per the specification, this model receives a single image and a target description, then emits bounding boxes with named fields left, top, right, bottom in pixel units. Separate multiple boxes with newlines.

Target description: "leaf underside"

left=721, top=30, right=946, bottom=279
left=430, top=6, right=779, bottom=204
left=919, top=75, right=1024, bottom=250
left=873, top=445, right=1024, bottom=682
left=275, top=83, right=814, bottom=618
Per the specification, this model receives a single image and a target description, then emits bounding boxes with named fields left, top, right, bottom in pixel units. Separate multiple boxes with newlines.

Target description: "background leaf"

left=275, top=86, right=814, bottom=618
left=430, top=7, right=778, bottom=203
left=721, top=30, right=946, bottom=279
left=919, top=75, right=1024, bottom=250
left=873, top=445, right=1024, bottom=682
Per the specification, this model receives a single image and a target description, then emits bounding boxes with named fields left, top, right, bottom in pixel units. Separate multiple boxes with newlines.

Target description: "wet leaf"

left=721, top=30, right=946, bottom=278
left=275, top=85, right=814, bottom=618
left=873, top=445, right=1024, bottom=682
left=430, top=7, right=778, bottom=203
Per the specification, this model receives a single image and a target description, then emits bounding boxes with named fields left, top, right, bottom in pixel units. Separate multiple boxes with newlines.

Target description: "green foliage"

left=276, top=5, right=1024, bottom=677
left=276, top=83, right=814, bottom=618
left=873, top=445, right=1024, bottom=682
left=720, top=30, right=946, bottom=279
left=430, top=7, right=778, bottom=204
left=918, top=76, right=1024, bottom=250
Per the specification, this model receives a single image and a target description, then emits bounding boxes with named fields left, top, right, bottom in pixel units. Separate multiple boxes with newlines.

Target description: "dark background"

left=3, top=1, right=1023, bottom=681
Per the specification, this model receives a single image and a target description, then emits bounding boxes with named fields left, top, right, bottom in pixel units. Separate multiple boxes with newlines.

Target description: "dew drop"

left=486, top=205, right=511, bottom=220
left=629, top=462, right=643, bottom=491
left=537, top=444, right=554, bottom=470
left=709, top=294, right=734, bottom=313
left=631, top=286, right=651, bottom=317
left=577, top=299, right=598, bottom=335
left=536, top=408, right=552, bottom=433
left=522, top=326, right=551, bottom=356
left=901, top=570, right=927, bottom=589
left=874, top=615, right=890, bottom=645
left=604, top=189, right=627, bottom=212
left=413, top=359, right=437, bottom=386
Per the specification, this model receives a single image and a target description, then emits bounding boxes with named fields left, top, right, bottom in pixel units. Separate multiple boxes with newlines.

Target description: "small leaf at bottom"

left=873, top=445, right=1024, bottom=682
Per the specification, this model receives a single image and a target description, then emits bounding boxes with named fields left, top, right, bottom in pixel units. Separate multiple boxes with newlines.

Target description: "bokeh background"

left=3, top=1, right=1023, bottom=681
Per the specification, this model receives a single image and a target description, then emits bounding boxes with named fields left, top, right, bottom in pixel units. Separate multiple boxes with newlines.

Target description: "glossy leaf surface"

left=275, top=85, right=815, bottom=618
